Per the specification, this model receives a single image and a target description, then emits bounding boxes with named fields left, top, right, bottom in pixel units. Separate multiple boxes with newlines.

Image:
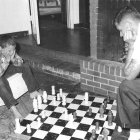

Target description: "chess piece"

left=99, top=104, right=104, bottom=118
left=37, top=95, right=42, bottom=109
left=98, top=136, right=103, bottom=140
left=102, top=128, right=109, bottom=139
left=14, top=118, right=21, bottom=133
left=62, top=95, right=66, bottom=106
left=108, top=110, right=113, bottom=126
left=88, top=108, right=92, bottom=116
left=64, top=109, right=68, bottom=119
left=27, top=124, right=31, bottom=133
left=43, top=91, right=47, bottom=103
left=103, top=99, right=107, bottom=110
left=91, top=129, right=96, bottom=139
left=53, top=96, right=56, bottom=105
left=117, top=126, right=122, bottom=132
left=37, top=117, right=41, bottom=127
left=107, top=95, right=110, bottom=103
left=33, top=98, right=38, bottom=112
left=57, top=93, right=60, bottom=101
left=59, top=88, right=63, bottom=97
left=41, top=110, right=45, bottom=119
left=73, top=112, right=77, bottom=120
left=95, top=122, right=99, bottom=131
left=52, top=85, right=55, bottom=95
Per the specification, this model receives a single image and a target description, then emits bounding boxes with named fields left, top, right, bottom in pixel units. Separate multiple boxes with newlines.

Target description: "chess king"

left=115, top=5, right=140, bottom=140
left=0, top=35, right=42, bottom=123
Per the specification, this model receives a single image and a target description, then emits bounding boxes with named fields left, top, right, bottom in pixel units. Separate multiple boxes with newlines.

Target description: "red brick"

left=101, top=84, right=115, bottom=92
left=81, top=78, right=87, bottom=84
left=94, top=87, right=107, bottom=96
left=110, top=66, right=115, bottom=75
left=81, top=67, right=87, bottom=73
left=99, top=63, right=104, bottom=72
left=94, top=77, right=108, bottom=84
left=115, top=66, right=121, bottom=76
left=94, top=62, right=99, bottom=71
left=87, top=80, right=100, bottom=87
left=81, top=73, right=93, bottom=81
left=81, top=84, right=94, bottom=92
left=89, top=62, right=94, bottom=70
left=101, top=73, right=115, bottom=80
left=116, top=76, right=125, bottom=82
left=109, top=80, right=121, bottom=87
left=84, top=61, right=89, bottom=69
left=105, top=65, right=110, bottom=74
left=87, top=70, right=100, bottom=77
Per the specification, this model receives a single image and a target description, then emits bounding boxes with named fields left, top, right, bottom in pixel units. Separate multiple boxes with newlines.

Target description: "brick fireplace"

left=80, top=0, right=140, bottom=98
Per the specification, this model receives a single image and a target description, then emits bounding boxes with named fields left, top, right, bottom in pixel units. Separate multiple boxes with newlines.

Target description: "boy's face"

left=2, top=45, right=15, bottom=59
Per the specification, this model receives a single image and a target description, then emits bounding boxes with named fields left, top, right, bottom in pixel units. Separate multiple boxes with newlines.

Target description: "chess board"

left=16, top=91, right=117, bottom=140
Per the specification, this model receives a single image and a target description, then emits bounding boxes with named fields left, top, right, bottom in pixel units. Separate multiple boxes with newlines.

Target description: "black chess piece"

left=107, top=95, right=110, bottom=103
left=99, top=104, right=104, bottom=118
left=95, top=122, right=99, bottom=131
left=73, top=112, right=77, bottom=120
left=88, top=107, right=92, bottom=116
left=108, top=110, right=113, bottom=126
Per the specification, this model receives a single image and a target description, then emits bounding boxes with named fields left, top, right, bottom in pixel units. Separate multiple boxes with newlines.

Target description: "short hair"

left=115, top=5, right=140, bottom=25
left=0, top=35, right=16, bottom=49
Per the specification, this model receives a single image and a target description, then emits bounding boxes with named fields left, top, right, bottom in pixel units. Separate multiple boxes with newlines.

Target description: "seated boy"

left=0, top=35, right=42, bottom=120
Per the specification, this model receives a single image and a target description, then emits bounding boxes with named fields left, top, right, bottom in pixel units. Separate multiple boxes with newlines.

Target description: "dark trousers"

left=116, top=79, right=140, bottom=129
left=0, top=62, right=39, bottom=109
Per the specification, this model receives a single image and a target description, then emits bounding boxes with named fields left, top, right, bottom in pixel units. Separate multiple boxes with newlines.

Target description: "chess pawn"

left=26, top=124, right=31, bottom=133
left=64, top=109, right=68, bottom=119
left=88, top=108, right=92, bottom=116
left=41, top=110, right=46, bottom=119
left=108, top=110, right=113, bottom=126
left=73, top=112, right=77, bottom=120
left=99, top=104, right=104, bottom=118
left=52, top=85, right=55, bottom=95
left=33, top=98, right=38, bottom=113
left=43, top=91, right=47, bottom=103
left=62, top=95, right=66, bottom=106
left=53, top=96, right=56, bottom=105
left=59, top=88, right=63, bottom=97
left=95, top=122, right=99, bottom=131
left=57, top=93, right=60, bottom=101
left=91, top=129, right=96, bottom=139
left=37, top=117, right=41, bottom=127
left=37, top=95, right=42, bottom=109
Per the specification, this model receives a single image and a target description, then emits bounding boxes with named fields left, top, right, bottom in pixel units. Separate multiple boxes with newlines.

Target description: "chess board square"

left=75, top=95, right=84, bottom=100
left=31, top=109, right=42, bottom=115
left=45, top=105, right=57, bottom=111
left=48, top=95, right=54, bottom=100
left=74, top=116, right=82, bottom=123
left=107, top=99, right=114, bottom=104
left=85, top=132, right=92, bottom=140
left=65, top=121, right=79, bottom=129
left=42, top=110, right=52, bottom=117
left=71, top=99, right=83, bottom=104
left=44, top=117, right=58, bottom=125
left=72, top=130, right=87, bottom=139
left=24, top=114, right=38, bottom=121
left=92, top=119, right=105, bottom=127
left=70, top=138, right=83, bottom=140
left=20, top=119, right=32, bottom=126
left=106, top=104, right=113, bottom=110
left=111, top=105, right=117, bottom=111
left=54, top=106, right=66, bottom=113
left=77, top=123, right=91, bottom=131
left=103, top=121, right=116, bottom=130
left=44, top=132, right=59, bottom=140
left=84, top=111, right=96, bottom=119
left=76, top=110, right=86, bottom=117
left=61, top=127, right=75, bottom=136
left=66, top=98, right=74, bottom=103
left=113, top=100, right=117, bottom=106
left=80, top=117, right=94, bottom=125
left=77, top=105, right=89, bottom=111
left=49, top=125, right=64, bottom=134
left=22, top=128, right=36, bottom=137
left=40, top=123, right=53, bottom=131
left=30, top=121, right=42, bottom=129
left=66, top=94, right=77, bottom=98
left=90, top=106, right=99, bottom=113
left=50, top=112, right=62, bottom=118
left=67, top=103, right=80, bottom=110
left=67, top=108, right=76, bottom=114
left=14, top=125, right=26, bottom=134
left=91, top=102, right=102, bottom=107
left=49, top=100, right=61, bottom=106
left=93, top=97, right=105, bottom=103
left=81, top=100, right=92, bottom=106
left=32, top=129, right=48, bottom=139
left=57, top=134, right=71, bottom=140
left=55, top=119, right=68, bottom=127
left=88, top=96, right=95, bottom=101
left=40, top=104, right=48, bottom=110
left=59, top=102, right=70, bottom=108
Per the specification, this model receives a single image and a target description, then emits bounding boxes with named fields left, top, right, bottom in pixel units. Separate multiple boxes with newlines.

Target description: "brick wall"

left=80, top=59, right=125, bottom=99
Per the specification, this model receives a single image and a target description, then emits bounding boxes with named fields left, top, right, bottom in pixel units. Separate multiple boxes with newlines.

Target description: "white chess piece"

left=37, top=95, right=42, bottom=109
left=85, top=92, right=89, bottom=105
left=37, top=117, right=41, bottom=127
left=14, top=118, right=21, bottom=133
left=52, top=85, right=55, bottom=95
left=53, top=96, right=56, bottom=105
left=41, top=110, right=45, bottom=119
left=33, top=98, right=38, bottom=112
left=43, top=91, right=47, bottom=103
left=57, top=93, right=60, bottom=101
left=27, top=124, right=31, bottom=133
left=64, top=109, right=68, bottom=120
left=117, top=126, right=122, bottom=132
left=59, top=88, right=63, bottom=97
left=62, top=95, right=66, bottom=106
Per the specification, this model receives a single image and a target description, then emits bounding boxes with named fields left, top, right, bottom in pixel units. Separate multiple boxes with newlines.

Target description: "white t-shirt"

left=131, top=24, right=140, bottom=62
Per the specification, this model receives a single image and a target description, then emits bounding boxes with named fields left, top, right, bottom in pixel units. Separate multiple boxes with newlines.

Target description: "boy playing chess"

left=0, top=35, right=42, bottom=121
